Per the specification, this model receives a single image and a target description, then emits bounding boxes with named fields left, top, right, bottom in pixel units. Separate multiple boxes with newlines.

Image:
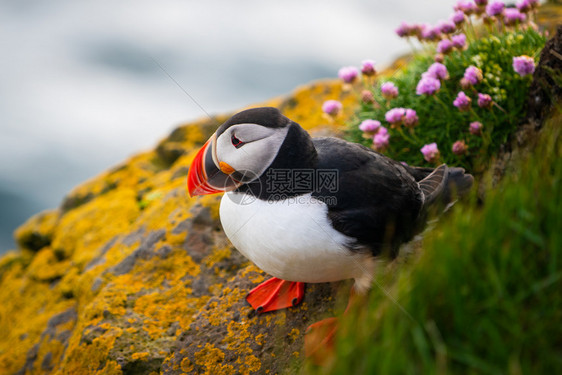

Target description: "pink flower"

left=504, top=8, right=526, bottom=25
left=405, top=23, right=420, bottom=38
left=460, top=77, right=472, bottom=90
left=338, top=66, right=359, bottom=84
left=359, top=119, right=381, bottom=134
left=416, top=76, right=441, bottom=95
left=437, top=39, right=454, bottom=54
left=373, top=127, right=390, bottom=151
left=529, top=0, right=540, bottom=8
left=425, top=62, right=449, bottom=80
left=395, top=22, right=413, bottom=37
left=477, top=93, right=493, bottom=108
left=463, top=65, right=483, bottom=85
left=452, top=140, right=468, bottom=155
left=322, top=100, right=343, bottom=116
left=513, top=55, right=535, bottom=76
left=452, top=33, right=467, bottom=49
left=420, top=143, right=440, bottom=163
left=438, top=20, right=457, bottom=34
left=453, top=91, right=472, bottom=111
left=361, top=60, right=376, bottom=76
left=385, top=107, right=406, bottom=125
left=482, top=13, right=494, bottom=24
left=361, top=90, right=375, bottom=104
left=421, top=24, right=441, bottom=41
left=381, top=82, right=399, bottom=100
left=454, top=0, right=477, bottom=14
left=403, top=109, right=419, bottom=128
left=450, top=11, right=466, bottom=25
left=516, top=0, right=532, bottom=13
left=469, top=121, right=483, bottom=135
left=486, top=0, right=505, bottom=16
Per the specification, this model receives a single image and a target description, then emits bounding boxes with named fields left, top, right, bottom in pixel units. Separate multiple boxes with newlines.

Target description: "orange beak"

left=187, top=133, right=241, bottom=197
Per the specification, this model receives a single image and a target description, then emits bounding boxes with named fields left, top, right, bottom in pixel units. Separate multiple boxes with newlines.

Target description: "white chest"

left=219, top=192, right=366, bottom=283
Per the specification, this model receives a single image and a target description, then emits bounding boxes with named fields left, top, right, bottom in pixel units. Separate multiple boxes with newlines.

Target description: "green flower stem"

left=492, top=101, right=507, bottom=114
left=397, top=126, right=418, bottom=146
left=482, top=122, right=494, bottom=155
left=408, top=127, right=421, bottom=142
left=470, top=108, right=482, bottom=122
left=488, top=106, right=500, bottom=125
left=362, top=76, right=375, bottom=88
left=466, top=18, right=478, bottom=43
left=372, top=99, right=383, bottom=110
left=433, top=94, right=452, bottom=141
left=433, top=94, right=451, bottom=111
left=407, top=38, right=418, bottom=54
left=484, top=23, right=492, bottom=37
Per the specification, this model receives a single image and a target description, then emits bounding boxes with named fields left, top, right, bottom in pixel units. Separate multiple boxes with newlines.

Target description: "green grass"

left=348, top=28, right=546, bottom=172
left=308, top=112, right=562, bottom=374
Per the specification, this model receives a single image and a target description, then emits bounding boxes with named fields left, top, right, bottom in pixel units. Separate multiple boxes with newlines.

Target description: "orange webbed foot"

left=246, top=277, right=305, bottom=313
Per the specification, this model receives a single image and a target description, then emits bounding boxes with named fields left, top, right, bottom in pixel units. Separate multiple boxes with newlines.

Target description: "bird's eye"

left=231, top=134, right=244, bottom=149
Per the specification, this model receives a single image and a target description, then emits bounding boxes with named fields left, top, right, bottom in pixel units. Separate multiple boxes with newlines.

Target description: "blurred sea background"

left=0, top=0, right=456, bottom=253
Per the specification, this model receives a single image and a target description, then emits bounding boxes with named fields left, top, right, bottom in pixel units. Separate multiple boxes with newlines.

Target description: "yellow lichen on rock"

left=14, top=209, right=58, bottom=252
left=193, top=343, right=233, bottom=375
left=0, top=77, right=359, bottom=374
left=131, top=352, right=149, bottom=361
left=52, top=187, right=140, bottom=268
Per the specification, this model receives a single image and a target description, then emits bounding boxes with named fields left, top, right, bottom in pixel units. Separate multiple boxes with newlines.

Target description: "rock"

left=108, top=229, right=166, bottom=276
left=162, top=268, right=345, bottom=375
left=0, top=79, right=355, bottom=374
left=14, top=210, right=58, bottom=252
left=527, top=25, right=562, bottom=123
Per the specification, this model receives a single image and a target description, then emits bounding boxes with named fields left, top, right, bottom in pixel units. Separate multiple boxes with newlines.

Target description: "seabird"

left=187, top=107, right=473, bottom=354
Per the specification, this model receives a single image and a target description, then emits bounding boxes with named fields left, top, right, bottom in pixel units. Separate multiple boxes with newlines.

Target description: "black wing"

left=311, top=137, right=424, bottom=258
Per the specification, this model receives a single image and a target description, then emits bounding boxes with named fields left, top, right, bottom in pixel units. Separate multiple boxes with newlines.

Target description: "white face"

left=215, top=123, right=289, bottom=182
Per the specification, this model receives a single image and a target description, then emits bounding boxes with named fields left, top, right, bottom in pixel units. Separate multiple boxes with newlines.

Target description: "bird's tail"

left=415, top=164, right=474, bottom=210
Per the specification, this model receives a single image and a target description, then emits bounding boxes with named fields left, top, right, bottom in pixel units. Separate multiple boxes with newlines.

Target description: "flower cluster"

left=416, top=76, right=441, bottom=96
left=358, top=119, right=390, bottom=151
left=426, top=62, right=449, bottom=80
left=477, top=93, right=492, bottom=108
left=322, top=100, right=343, bottom=117
left=329, top=0, right=544, bottom=167
left=373, top=127, right=390, bottom=151
left=417, top=62, right=450, bottom=96
left=361, top=60, right=376, bottom=76
left=469, top=121, right=483, bottom=135
left=359, top=119, right=381, bottom=134
left=396, top=0, right=539, bottom=59
left=453, top=91, right=472, bottom=111
left=381, top=82, right=399, bottom=100
left=513, top=55, right=535, bottom=76
left=452, top=140, right=468, bottom=155
left=383, top=108, right=419, bottom=129
left=421, top=143, right=440, bottom=163
left=462, top=65, right=483, bottom=88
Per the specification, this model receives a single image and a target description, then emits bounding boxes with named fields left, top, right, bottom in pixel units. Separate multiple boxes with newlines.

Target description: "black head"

left=188, top=107, right=316, bottom=197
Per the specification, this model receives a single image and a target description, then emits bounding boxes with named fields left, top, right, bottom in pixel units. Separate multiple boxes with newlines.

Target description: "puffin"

left=187, top=106, right=472, bottom=334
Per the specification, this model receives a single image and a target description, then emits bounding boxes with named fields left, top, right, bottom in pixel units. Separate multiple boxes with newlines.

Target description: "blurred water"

left=0, top=0, right=455, bottom=253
